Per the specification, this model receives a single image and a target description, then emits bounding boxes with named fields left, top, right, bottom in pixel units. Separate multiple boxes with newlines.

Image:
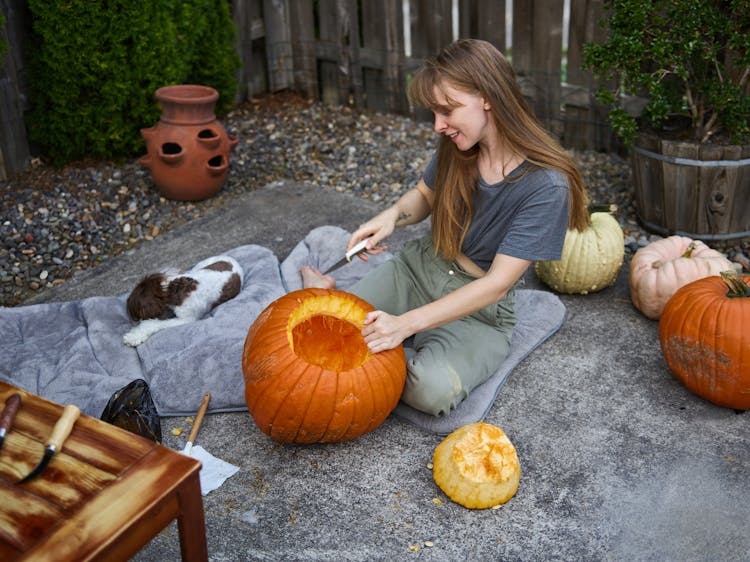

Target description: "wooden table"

left=0, top=381, right=207, bottom=561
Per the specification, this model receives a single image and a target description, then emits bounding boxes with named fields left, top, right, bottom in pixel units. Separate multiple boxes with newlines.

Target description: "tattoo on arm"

left=395, top=211, right=412, bottom=226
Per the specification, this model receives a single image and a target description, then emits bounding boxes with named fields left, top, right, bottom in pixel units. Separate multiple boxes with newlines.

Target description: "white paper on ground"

left=186, top=444, right=240, bottom=495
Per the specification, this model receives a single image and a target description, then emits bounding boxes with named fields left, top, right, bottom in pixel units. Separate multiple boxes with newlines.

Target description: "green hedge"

left=26, top=0, right=240, bottom=165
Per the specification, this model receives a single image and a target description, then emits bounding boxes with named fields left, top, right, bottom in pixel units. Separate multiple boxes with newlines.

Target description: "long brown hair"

left=408, top=39, right=589, bottom=260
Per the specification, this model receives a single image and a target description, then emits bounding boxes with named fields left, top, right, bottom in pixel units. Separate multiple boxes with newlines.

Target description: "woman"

left=302, top=39, right=589, bottom=416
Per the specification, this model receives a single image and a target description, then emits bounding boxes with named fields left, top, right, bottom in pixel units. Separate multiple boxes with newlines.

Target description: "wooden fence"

left=231, top=0, right=620, bottom=149
left=0, top=0, right=620, bottom=179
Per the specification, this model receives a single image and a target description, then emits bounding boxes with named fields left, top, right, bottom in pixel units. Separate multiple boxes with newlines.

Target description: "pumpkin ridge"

left=292, top=368, right=332, bottom=443
left=573, top=231, right=587, bottom=284
left=561, top=231, right=577, bottom=283
left=364, top=353, right=400, bottom=432
left=376, top=351, right=407, bottom=408
left=246, top=318, right=289, bottom=360
left=368, top=351, right=405, bottom=412
left=317, top=370, right=341, bottom=442
left=664, top=290, right=689, bottom=355
left=321, top=372, right=355, bottom=442
left=245, top=348, right=301, bottom=411
left=340, top=371, right=361, bottom=441
left=702, top=292, right=722, bottom=380
left=692, top=312, right=725, bottom=395
left=269, top=365, right=323, bottom=442
left=715, top=288, right=745, bottom=374
left=261, top=362, right=316, bottom=438
left=247, top=337, right=294, bottom=373
left=359, top=361, right=389, bottom=434
left=347, top=366, right=373, bottom=440
left=343, top=356, right=376, bottom=440
left=245, top=350, right=292, bottom=408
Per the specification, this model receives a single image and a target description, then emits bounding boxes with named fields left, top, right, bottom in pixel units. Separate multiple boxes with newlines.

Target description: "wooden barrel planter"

left=630, top=133, right=750, bottom=241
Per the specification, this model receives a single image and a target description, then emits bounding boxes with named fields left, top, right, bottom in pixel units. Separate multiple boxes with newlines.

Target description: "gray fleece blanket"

left=0, top=226, right=565, bottom=434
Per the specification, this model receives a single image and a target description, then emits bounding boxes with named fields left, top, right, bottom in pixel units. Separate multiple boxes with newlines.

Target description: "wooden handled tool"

left=18, top=404, right=80, bottom=484
left=0, top=393, right=22, bottom=452
left=183, top=392, right=210, bottom=456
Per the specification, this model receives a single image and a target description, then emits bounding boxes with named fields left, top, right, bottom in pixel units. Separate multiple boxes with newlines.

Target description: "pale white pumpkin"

left=535, top=211, right=624, bottom=294
left=433, top=422, right=520, bottom=509
left=629, top=235, right=734, bottom=320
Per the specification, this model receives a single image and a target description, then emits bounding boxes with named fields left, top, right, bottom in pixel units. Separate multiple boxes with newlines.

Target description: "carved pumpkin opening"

left=291, top=314, right=368, bottom=371
left=286, top=294, right=370, bottom=371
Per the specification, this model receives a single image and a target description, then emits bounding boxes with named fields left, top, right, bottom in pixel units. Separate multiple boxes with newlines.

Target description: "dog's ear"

left=126, top=274, right=168, bottom=320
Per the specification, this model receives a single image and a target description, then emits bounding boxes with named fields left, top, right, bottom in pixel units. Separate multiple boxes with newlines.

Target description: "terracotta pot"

left=139, top=85, right=239, bottom=201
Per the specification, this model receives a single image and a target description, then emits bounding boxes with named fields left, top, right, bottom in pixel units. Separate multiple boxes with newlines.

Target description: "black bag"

left=100, top=379, right=162, bottom=442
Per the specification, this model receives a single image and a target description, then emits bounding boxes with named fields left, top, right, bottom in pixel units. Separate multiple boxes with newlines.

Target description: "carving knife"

left=322, top=237, right=371, bottom=274
left=18, top=404, right=80, bottom=484
left=0, top=393, right=22, bottom=452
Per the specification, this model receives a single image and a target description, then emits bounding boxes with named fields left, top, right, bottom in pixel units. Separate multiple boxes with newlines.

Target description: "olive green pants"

left=349, top=236, right=515, bottom=416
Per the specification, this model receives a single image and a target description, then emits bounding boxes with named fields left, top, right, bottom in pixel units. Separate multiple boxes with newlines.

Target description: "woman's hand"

left=361, top=310, right=413, bottom=352
left=347, top=181, right=433, bottom=259
left=347, top=209, right=397, bottom=258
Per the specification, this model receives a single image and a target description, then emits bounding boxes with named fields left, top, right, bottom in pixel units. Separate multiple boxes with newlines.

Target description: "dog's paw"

left=123, top=328, right=148, bottom=347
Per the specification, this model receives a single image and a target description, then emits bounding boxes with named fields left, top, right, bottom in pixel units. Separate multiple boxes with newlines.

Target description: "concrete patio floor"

left=29, top=181, right=749, bottom=561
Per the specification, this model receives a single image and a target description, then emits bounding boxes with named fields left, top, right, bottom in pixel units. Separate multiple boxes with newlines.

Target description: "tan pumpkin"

left=630, top=235, right=733, bottom=319
left=433, top=422, right=521, bottom=509
left=242, top=288, right=406, bottom=443
left=535, top=209, right=624, bottom=294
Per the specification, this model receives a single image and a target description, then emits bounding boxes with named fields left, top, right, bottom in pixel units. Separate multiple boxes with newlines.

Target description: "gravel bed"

left=1, top=92, right=748, bottom=307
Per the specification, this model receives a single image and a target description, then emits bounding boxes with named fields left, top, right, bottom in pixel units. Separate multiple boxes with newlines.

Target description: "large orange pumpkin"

left=242, top=288, right=406, bottom=443
left=659, top=270, right=750, bottom=410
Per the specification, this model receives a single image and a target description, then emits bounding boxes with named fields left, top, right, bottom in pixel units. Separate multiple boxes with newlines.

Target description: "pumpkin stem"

left=681, top=241, right=698, bottom=258
left=720, top=269, right=750, bottom=298
left=588, top=203, right=618, bottom=214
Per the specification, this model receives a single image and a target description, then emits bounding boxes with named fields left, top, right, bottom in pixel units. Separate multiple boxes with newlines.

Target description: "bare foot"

left=300, top=266, right=336, bottom=289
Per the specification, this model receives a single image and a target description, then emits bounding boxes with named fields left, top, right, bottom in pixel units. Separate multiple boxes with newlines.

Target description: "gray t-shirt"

left=423, top=152, right=570, bottom=270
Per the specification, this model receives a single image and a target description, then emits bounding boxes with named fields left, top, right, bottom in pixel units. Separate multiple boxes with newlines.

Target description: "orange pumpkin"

left=659, top=270, right=750, bottom=410
left=630, top=236, right=733, bottom=319
left=242, top=288, right=406, bottom=443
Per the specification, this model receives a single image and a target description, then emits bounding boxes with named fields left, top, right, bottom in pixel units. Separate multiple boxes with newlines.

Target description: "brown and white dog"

left=123, top=255, right=243, bottom=347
